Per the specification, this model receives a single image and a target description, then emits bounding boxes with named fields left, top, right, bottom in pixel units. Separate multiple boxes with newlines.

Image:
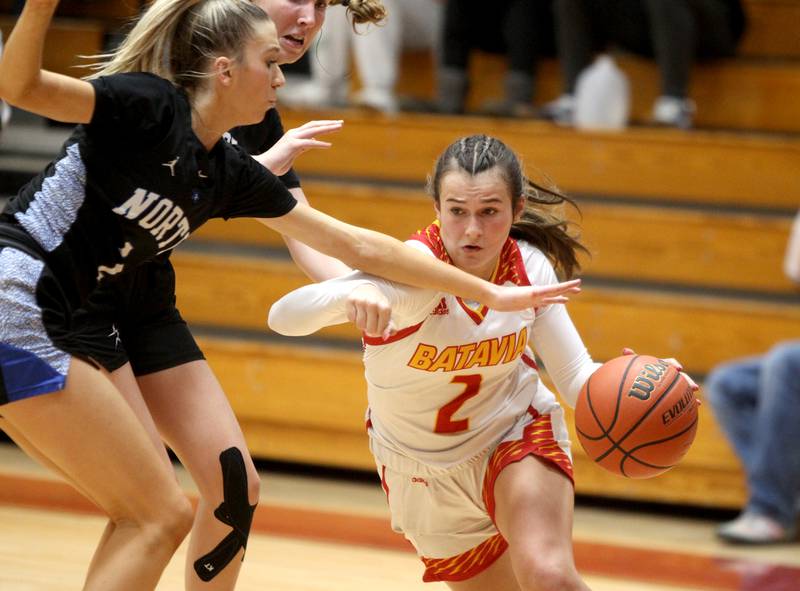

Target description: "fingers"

left=541, top=278, right=582, bottom=296
left=366, top=301, right=392, bottom=338
left=297, top=139, right=332, bottom=150
left=681, top=371, right=700, bottom=392
left=528, top=278, right=582, bottom=307
left=659, top=356, right=699, bottom=391
left=620, top=349, right=699, bottom=392
left=346, top=287, right=393, bottom=338
left=291, top=120, right=343, bottom=139
left=382, top=319, right=397, bottom=341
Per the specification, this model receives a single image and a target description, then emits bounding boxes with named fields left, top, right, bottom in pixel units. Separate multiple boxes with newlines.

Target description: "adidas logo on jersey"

left=430, top=298, right=449, bottom=316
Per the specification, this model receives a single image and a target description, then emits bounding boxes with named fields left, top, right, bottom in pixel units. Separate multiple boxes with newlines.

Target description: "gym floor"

left=0, top=443, right=798, bottom=590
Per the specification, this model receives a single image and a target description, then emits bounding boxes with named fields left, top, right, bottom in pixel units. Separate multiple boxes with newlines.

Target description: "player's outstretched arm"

left=268, top=271, right=435, bottom=339
left=250, top=120, right=351, bottom=281
left=281, top=188, right=352, bottom=282
left=0, top=0, right=94, bottom=123
left=260, top=202, right=581, bottom=312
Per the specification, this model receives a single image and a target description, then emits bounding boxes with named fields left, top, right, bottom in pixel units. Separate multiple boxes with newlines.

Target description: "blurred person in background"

left=542, top=0, right=746, bottom=129
left=705, top=210, right=800, bottom=544
left=281, top=0, right=442, bottom=114
left=434, top=0, right=556, bottom=117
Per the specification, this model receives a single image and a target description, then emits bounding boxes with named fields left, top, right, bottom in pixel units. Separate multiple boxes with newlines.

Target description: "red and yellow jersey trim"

left=482, top=408, right=574, bottom=524
left=409, top=221, right=532, bottom=326
left=421, top=533, right=507, bottom=582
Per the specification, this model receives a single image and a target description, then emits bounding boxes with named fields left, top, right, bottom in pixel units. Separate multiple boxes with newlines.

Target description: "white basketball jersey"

left=268, top=221, right=599, bottom=470
left=363, top=223, right=565, bottom=468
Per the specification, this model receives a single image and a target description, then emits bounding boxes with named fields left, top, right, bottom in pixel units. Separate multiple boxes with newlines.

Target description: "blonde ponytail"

left=85, top=0, right=270, bottom=96
left=85, top=0, right=203, bottom=80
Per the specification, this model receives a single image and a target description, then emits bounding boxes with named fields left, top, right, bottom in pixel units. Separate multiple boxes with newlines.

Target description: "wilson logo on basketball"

left=627, top=361, right=670, bottom=401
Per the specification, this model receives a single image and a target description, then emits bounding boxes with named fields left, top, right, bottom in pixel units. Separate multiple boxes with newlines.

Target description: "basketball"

left=575, top=355, right=698, bottom=479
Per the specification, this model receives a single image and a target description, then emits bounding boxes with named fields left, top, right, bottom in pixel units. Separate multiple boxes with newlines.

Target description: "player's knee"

left=192, top=448, right=258, bottom=582
left=246, top=462, right=261, bottom=507
left=108, top=492, right=193, bottom=552
left=703, top=366, right=735, bottom=404
left=148, top=494, right=194, bottom=549
left=765, top=342, right=800, bottom=374
left=514, top=555, right=580, bottom=591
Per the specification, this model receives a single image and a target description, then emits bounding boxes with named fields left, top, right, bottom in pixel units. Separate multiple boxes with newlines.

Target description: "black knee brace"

left=193, top=447, right=256, bottom=582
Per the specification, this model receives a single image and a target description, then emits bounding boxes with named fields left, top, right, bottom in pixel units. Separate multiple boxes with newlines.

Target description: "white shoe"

left=717, top=512, right=796, bottom=545
left=279, top=80, right=349, bottom=110
left=652, top=96, right=695, bottom=129
left=539, top=94, right=575, bottom=126
left=0, top=99, right=10, bottom=129
left=353, top=88, right=398, bottom=115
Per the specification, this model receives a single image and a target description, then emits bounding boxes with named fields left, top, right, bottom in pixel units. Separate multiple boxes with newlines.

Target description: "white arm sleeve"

left=268, top=269, right=440, bottom=336
left=518, top=244, right=600, bottom=408
left=530, top=301, right=601, bottom=409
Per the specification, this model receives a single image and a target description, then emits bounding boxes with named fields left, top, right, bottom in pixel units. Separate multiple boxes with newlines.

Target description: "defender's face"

left=231, top=19, right=285, bottom=123
left=254, top=0, right=328, bottom=64
left=435, top=168, right=523, bottom=281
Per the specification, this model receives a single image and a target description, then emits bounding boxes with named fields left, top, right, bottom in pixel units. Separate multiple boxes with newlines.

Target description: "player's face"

left=435, top=168, right=523, bottom=281
left=254, top=0, right=328, bottom=64
left=231, top=20, right=285, bottom=123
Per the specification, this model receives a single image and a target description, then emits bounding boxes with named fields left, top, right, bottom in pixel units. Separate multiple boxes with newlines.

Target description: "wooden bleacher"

left=277, top=113, right=800, bottom=208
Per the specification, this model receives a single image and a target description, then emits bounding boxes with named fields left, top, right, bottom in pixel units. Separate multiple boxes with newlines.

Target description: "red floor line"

left=1, top=473, right=798, bottom=590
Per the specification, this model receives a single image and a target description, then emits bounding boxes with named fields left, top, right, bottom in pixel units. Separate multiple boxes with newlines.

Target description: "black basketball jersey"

left=0, top=72, right=296, bottom=307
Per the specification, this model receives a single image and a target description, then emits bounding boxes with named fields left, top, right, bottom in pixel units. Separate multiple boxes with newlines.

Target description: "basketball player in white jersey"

left=269, top=134, right=598, bottom=590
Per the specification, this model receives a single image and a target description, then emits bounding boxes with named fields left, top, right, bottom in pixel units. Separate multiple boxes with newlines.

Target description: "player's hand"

left=346, top=283, right=396, bottom=340
left=622, top=347, right=701, bottom=396
left=256, top=120, right=343, bottom=175
left=487, top=278, right=581, bottom=312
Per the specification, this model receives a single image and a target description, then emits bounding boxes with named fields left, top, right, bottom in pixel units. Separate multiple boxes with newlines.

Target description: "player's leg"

left=136, top=360, right=260, bottom=591
left=748, top=342, right=800, bottom=530
left=492, top=456, right=590, bottom=591
left=704, top=356, right=761, bottom=472
left=0, top=413, right=133, bottom=578
left=1, top=358, right=194, bottom=591
left=0, top=416, right=100, bottom=503
left=108, top=361, right=175, bottom=467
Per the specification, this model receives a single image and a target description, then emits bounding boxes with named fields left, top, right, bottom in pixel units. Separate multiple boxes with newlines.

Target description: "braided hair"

left=427, top=135, right=588, bottom=279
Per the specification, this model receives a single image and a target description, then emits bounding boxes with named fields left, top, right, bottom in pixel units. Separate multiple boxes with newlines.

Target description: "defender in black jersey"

left=0, top=1, right=574, bottom=589
left=58, top=1, right=374, bottom=590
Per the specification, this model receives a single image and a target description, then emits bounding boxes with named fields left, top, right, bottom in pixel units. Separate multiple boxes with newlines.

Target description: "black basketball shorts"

left=76, top=257, right=205, bottom=376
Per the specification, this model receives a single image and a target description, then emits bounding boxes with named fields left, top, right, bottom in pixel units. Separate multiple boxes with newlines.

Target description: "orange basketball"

left=575, top=354, right=698, bottom=479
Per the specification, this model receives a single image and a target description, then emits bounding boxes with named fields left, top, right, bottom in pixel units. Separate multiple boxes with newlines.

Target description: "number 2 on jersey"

left=434, top=374, right=483, bottom=434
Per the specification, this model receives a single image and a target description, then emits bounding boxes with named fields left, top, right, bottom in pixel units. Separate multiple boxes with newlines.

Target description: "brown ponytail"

left=328, top=0, right=387, bottom=27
